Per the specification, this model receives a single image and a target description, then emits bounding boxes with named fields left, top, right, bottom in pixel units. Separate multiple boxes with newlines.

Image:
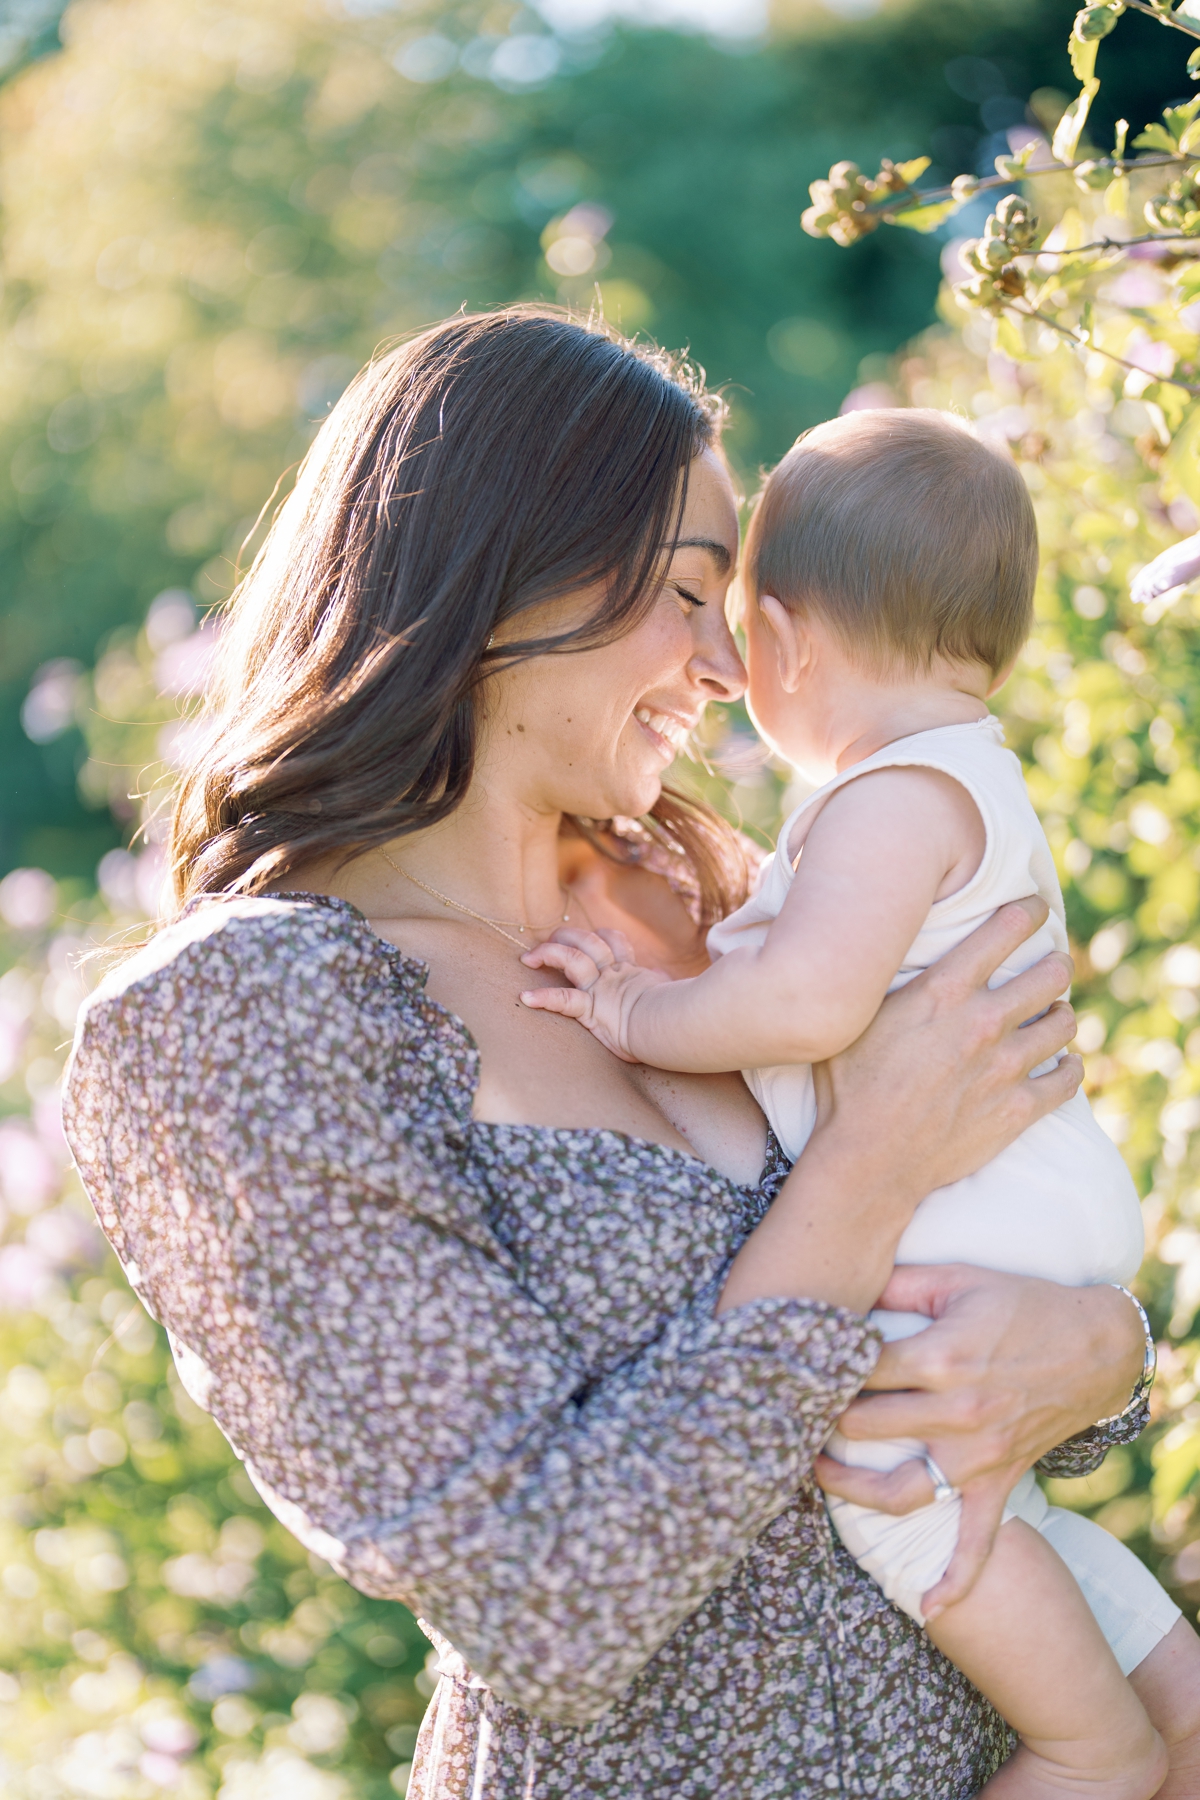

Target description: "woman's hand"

left=718, top=897, right=1082, bottom=1317
left=811, top=895, right=1080, bottom=1200
left=814, top=1266, right=1145, bottom=1618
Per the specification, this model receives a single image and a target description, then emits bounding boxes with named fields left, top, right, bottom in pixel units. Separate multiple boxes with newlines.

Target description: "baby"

left=522, top=410, right=1197, bottom=1796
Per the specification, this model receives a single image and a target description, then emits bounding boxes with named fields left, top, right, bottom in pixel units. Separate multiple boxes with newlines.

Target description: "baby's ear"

left=757, top=594, right=810, bottom=693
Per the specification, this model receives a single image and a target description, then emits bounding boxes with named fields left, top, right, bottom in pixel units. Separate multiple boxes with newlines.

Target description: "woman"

left=64, top=310, right=1157, bottom=1798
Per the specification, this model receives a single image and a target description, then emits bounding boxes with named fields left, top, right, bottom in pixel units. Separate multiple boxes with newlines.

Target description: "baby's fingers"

left=520, top=942, right=602, bottom=989
left=520, top=985, right=592, bottom=1020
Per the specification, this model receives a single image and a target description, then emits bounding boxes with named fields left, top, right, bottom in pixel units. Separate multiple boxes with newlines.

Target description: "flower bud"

left=993, top=195, right=1035, bottom=243
left=956, top=275, right=1002, bottom=311
left=801, top=205, right=835, bottom=238
left=828, top=161, right=863, bottom=199
left=951, top=174, right=980, bottom=202
left=829, top=215, right=871, bottom=247
left=1146, top=195, right=1182, bottom=231
left=1073, top=159, right=1112, bottom=192
left=1073, top=4, right=1122, bottom=42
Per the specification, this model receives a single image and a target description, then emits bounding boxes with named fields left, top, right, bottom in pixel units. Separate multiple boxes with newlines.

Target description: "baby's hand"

left=519, top=928, right=669, bottom=1062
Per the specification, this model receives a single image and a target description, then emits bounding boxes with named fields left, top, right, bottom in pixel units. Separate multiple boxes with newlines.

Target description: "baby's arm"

left=521, top=766, right=985, bottom=1071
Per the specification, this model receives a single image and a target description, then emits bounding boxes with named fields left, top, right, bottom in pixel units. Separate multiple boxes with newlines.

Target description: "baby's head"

left=741, top=408, right=1037, bottom=769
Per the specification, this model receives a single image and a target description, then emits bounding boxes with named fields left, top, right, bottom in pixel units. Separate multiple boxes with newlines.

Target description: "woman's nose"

left=691, top=607, right=747, bottom=702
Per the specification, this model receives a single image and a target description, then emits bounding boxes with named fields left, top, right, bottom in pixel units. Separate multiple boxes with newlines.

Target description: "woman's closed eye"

left=671, top=582, right=705, bottom=608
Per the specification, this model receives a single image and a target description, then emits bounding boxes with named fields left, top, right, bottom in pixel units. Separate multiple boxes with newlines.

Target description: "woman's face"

left=482, top=448, right=745, bottom=821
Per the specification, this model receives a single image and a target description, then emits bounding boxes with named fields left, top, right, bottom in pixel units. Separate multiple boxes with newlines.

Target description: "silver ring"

left=924, top=1454, right=960, bottom=1504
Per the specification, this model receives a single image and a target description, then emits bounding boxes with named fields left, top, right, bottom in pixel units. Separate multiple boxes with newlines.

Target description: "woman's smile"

left=633, top=705, right=696, bottom=761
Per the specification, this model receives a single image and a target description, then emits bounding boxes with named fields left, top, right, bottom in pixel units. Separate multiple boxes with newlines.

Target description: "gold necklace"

left=380, top=849, right=571, bottom=950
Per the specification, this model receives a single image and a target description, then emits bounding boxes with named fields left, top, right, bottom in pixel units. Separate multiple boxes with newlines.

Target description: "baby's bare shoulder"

left=788, top=764, right=981, bottom=867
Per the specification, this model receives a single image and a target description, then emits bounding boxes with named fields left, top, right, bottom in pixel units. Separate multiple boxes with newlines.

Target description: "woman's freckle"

left=517, top=723, right=525, bottom=733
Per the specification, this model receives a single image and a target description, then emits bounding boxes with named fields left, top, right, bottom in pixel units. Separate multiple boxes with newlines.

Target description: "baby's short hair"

left=744, top=408, right=1037, bottom=678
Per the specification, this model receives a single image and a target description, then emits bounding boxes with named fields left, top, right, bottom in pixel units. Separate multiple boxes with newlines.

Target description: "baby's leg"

left=927, top=1519, right=1166, bottom=1798
left=1129, top=1619, right=1200, bottom=1799
left=1019, top=1483, right=1197, bottom=1792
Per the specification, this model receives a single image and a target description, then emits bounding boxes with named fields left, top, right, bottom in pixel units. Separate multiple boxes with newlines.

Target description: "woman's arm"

left=814, top=1265, right=1146, bottom=1619
left=62, top=899, right=878, bottom=1727
left=718, top=896, right=1081, bottom=1313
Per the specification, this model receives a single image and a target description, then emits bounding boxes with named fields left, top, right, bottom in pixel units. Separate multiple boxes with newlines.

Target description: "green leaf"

left=1157, top=383, right=1193, bottom=433
left=1181, top=116, right=1200, bottom=155
left=889, top=196, right=961, bottom=233
left=1177, top=0, right=1200, bottom=23
left=1132, top=123, right=1180, bottom=154
left=995, top=144, right=1035, bottom=179
left=993, top=313, right=1029, bottom=359
left=1190, top=46, right=1200, bottom=80
left=1069, top=33, right=1099, bottom=87
left=1164, top=95, right=1200, bottom=141
left=1151, top=1425, right=1200, bottom=1513
left=1106, top=173, right=1130, bottom=215
left=892, top=156, right=931, bottom=185
left=1053, top=81, right=1100, bottom=164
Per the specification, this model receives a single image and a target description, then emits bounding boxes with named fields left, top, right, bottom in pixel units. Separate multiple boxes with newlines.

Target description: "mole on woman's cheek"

left=516, top=723, right=525, bottom=732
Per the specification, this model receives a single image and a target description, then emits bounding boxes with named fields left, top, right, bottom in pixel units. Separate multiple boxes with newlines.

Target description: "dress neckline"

left=236, top=890, right=782, bottom=1196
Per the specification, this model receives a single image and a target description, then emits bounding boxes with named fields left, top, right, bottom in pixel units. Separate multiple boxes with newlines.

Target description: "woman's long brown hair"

left=170, top=306, right=750, bottom=923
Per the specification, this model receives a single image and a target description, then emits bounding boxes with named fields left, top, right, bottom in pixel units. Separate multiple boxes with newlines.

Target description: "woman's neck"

left=310, top=785, right=573, bottom=929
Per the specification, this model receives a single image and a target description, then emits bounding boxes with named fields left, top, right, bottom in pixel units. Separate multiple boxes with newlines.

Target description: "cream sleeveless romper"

left=708, top=718, right=1178, bottom=1670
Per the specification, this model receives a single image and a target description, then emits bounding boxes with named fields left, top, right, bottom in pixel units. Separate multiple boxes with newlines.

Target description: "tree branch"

left=1006, top=302, right=1200, bottom=394
left=865, top=152, right=1190, bottom=221
left=1014, top=231, right=1200, bottom=258
left=1124, top=0, right=1200, bottom=45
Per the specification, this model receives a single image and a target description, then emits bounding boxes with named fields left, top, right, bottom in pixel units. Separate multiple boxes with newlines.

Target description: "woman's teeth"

left=635, top=708, right=688, bottom=751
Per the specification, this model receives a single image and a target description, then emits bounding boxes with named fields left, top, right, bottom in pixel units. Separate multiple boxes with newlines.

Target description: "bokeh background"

left=6, top=0, right=1200, bottom=1793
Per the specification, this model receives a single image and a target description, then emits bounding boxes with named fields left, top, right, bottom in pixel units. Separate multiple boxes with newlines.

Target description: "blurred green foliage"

left=8, top=0, right=1200, bottom=1794
left=0, top=0, right=1187, bottom=879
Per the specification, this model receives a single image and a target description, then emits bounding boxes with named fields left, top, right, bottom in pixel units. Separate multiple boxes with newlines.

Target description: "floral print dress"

left=61, top=892, right=1137, bottom=1798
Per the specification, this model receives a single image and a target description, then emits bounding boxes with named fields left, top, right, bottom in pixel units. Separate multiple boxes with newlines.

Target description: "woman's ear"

left=756, top=594, right=810, bottom=694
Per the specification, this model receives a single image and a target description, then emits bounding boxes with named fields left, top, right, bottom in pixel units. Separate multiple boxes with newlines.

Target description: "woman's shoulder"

left=68, top=891, right=446, bottom=1095
left=87, top=890, right=424, bottom=1014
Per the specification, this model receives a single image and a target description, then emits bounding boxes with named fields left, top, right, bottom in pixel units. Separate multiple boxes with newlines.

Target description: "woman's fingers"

left=920, top=1479, right=1011, bottom=1620
left=871, top=1262, right=957, bottom=1326
left=1010, top=997, right=1077, bottom=1073
left=1026, top=1050, right=1083, bottom=1117
left=834, top=1387, right=983, bottom=1446
left=919, top=896, right=1050, bottom=1000
left=986, top=949, right=1074, bottom=1033
left=813, top=1451, right=939, bottom=1515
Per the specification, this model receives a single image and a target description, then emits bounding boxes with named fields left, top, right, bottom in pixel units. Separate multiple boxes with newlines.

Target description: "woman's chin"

left=566, top=770, right=663, bottom=824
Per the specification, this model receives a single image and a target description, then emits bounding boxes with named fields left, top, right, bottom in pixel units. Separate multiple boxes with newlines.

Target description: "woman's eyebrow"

left=672, top=536, right=733, bottom=574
